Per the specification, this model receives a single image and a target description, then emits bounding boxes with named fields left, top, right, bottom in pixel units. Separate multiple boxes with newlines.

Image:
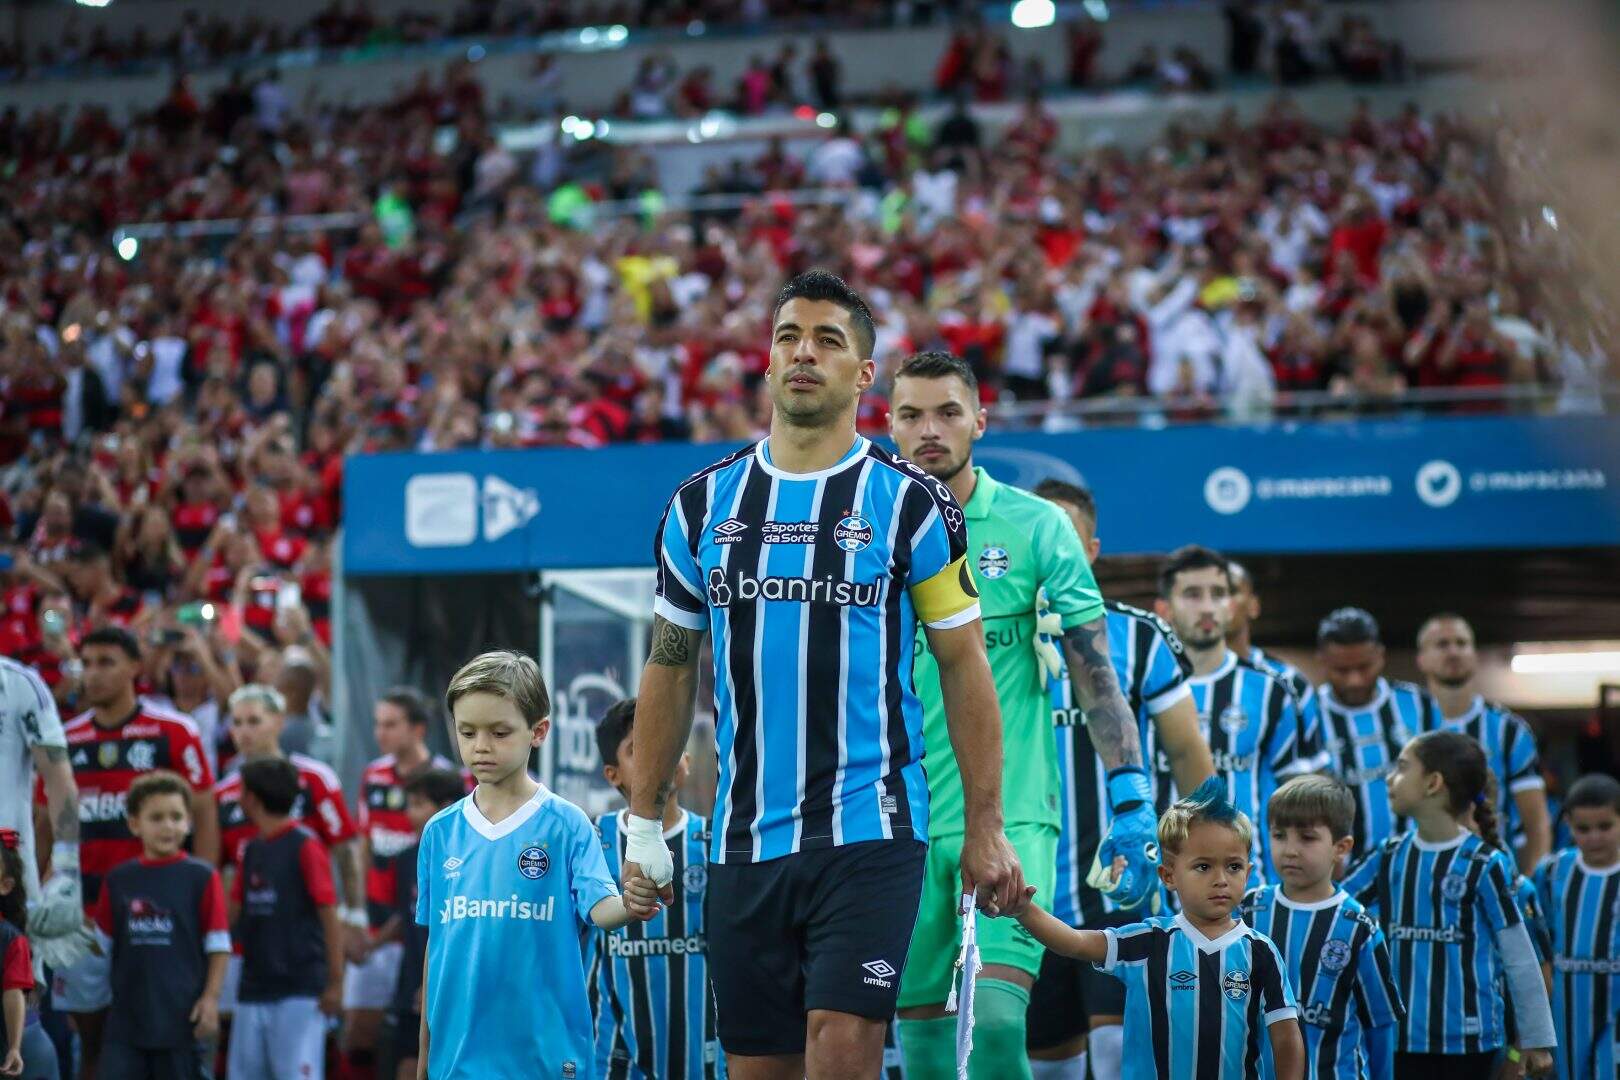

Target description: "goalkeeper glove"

left=29, top=845, right=82, bottom=939
left=1033, top=591, right=1065, bottom=685
left=1089, top=767, right=1161, bottom=911
left=30, top=924, right=97, bottom=972
left=623, top=814, right=674, bottom=894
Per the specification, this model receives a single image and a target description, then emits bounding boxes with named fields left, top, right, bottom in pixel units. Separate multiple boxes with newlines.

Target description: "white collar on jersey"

left=1190, top=650, right=1239, bottom=686
left=1273, top=888, right=1347, bottom=912
left=1174, top=912, right=1251, bottom=953
left=1320, top=678, right=1391, bottom=714
left=753, top=435, right=869, bottom=481
left=1577, top=856, right=1620, bottom=877
left=1444, top=695, right=1487, bottom=726
left=1412, top=826, right=1468, bottom=852
left=462, top=781, right=551, bottom=841
left=617, top=807, right=688, bottom=841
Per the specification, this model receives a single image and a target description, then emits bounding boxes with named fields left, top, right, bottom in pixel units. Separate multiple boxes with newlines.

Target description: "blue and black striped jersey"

left=1248, top=646, right=1321, bottom=757
left=1157, top=652, right=1320, bottom=885
left=1425, top=697, right=1544, bottom=855
left=1052, top=600, right=1193, bottom=926
left=1315, top=680, right=1443, bottom=861
left=1242, top=886, right=1403, bottom=1080
left=652, top=437, right=978, bottom=864
left=590, top=811, right=723, bottom=1080
left=1102, top=913, right=1298, bottom=1080
left=1533, top=848, right=1620, bottom=1080
left=1344, top=830, right=1524, bottom=1054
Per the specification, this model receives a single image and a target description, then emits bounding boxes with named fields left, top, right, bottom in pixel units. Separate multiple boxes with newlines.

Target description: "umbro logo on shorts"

left=861, top=959, right=896, bottom=989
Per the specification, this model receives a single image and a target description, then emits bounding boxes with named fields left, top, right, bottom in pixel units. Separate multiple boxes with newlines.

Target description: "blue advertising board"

left=342, top=415, right=1620, bottom=575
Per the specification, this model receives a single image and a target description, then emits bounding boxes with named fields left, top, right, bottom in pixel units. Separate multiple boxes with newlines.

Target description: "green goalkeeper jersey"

left=913, top=467, right=1105, bottom=836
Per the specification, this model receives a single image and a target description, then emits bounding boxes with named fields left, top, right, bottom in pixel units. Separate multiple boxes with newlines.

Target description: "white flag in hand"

left=944, top=892, right=981, bottom=1080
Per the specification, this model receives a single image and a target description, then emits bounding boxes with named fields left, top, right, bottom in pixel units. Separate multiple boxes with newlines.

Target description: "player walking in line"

left=625, top=271, right=1043, bottom=1079
left=1025, top=480, right=1215, bottom=1080
left=1416, top=613, right=1551, bottom=874
left=1226, top=561, right=1320, bottom=743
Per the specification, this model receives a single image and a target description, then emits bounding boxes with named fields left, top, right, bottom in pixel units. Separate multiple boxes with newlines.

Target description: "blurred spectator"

left=1223, top=1, right=1266, bottom=76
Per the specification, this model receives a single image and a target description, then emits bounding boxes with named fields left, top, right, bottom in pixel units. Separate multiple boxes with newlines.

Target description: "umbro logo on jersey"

left=861, top=959, right=896, bottom=988
left=1169, top=970, right=1197, bottom=989
left=712, top=519, right=748, bottom=544
left=442, top=856, right=464, bottom=878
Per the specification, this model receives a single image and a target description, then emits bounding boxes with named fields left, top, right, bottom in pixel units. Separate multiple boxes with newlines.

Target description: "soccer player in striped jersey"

left=1227, top=561, right=1320, bottom=750
left=1415, top=614, right=1552, bottom=874
left=887, top=355, right=1160, bottom=1080
left=1243, top=774, right=1403, bottom=1079
left=1015, top=778, right=1306, bottom=1080
left=627, top=272, right=1037, bottom=1078
left=1533, top=772, right=1620, bottom=1080
left=1342, top=732, right=1555, bottom=1079
left=1314, top=609, right=1444, bottom=862
left=590, top=699, right=724, bottom=1080
left=1155, top=547, right=1320, bottom=885
left=1029, top=481, right=1214, bottom=1080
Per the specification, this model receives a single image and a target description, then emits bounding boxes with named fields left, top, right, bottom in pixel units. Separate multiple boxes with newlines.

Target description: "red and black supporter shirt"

left=233, top=823, right=336, bottom=1002
left=48, top=700, right=215, bottom=910
left=356, top=753, right=461, bottom=928
left=215, top=753, right=356, bottom=870
left=92, top=853, right=230, bottom=1049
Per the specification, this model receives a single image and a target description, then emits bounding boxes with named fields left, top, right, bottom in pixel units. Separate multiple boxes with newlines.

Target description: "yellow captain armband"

left=912, top=555, right=981, bottom=630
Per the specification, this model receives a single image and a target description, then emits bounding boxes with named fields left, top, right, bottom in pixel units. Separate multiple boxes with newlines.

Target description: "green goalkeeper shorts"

left=897, top=822, right=1058, bottom=1008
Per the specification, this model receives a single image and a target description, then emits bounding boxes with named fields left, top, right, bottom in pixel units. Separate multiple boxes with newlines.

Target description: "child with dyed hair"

left=1016, top=778, right=1305, bottom=1079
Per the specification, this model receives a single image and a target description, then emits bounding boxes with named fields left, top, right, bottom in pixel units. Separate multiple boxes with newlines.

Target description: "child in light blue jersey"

left=1344, top=731, right=1555, bottom=1080
left=1016, top=778, right=1305, bottom=1080
left=415, top=651, right=657, bottom=1080
left=1244, top=774, right=1403, bottom=1080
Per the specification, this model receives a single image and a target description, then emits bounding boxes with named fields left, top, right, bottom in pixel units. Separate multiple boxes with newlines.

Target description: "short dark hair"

left=1268, top=774, right=1356, bottom=840
left=595, top=698, right=637, bottom=770
left=1416, top=611, right=1469, bottom=647
left=772, top=269, right=876, bottom=360
left=1317, top=607, right=1381, bottom=648
left=126, top=770, right=191, bottom=819
left=1034, top=479, right=1096, bottom=527
left=1566, top=773, right=1620, bottom=815
left=81, top=625, right=141, bottom=661
left=403, top=767, right=466, bottom=811
left=379, top=686, right=434, bottom=729
left=1158, top=545, right=1230, bottom=598
left=239, top=757, right=301, bottom=816
left=893, top=350, right=978, bottom=396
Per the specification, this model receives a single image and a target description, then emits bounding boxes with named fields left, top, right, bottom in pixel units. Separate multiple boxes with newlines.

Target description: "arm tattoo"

left=1062, top=616, right=1143, bottom=771
left=40, top=746, right=82, bottom=847
left=648, top=615, right=693, bottom=667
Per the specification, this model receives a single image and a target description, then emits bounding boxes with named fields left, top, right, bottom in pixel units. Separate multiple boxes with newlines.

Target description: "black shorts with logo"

left=706, top=838, right=927, bottom=1056
left=1025, top=910, right=1134, bottom=1051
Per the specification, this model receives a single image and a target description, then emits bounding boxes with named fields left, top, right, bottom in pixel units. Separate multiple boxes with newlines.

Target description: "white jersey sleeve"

left=0, top=658, right=65, bottom=904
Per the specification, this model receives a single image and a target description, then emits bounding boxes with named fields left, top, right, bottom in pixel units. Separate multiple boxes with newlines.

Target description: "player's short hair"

left=1267, top=774, right=1356, bottom=841
left=126, top=770, right=191, bottom=819
left=1317, top=607, right=1381, bottom=648
left=893, top=350, right=978, bottom=396
left=403, top=767, right=466, bottom=811
left=445, top=650, right=550, bottom=728
left=595, top=698, right=637, bottom=770
left=239, top=757, right=301, bottom=817
left=228, top=683, right=286, bottom=715
left=1158, top=545, right=1230, bottom=598
left=772, top=269, right=876, bottom=360
left=1159, top=777, right=1254, bottom=857
left=1566, top=773, right=1620, bottom=815
left=1416, top=611, right=1470, bottom=647
left=379, top=686, right=435, bottom=729
left=1034, top=479, right=1096, bottom=528
left=81, top=625, right=141, bottom=661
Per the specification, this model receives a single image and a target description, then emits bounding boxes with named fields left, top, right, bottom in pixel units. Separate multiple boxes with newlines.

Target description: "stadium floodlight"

left=579, top=26, right=600, bottom=45
left=116, top=235, right=138, bottom=261
left=606, top=24, right=629, bottom=44
left=1010, top=0, right=1056, bottom=29
left=1510, top=649, right=1620, bottom=675
left=75, top=0, right=113, bottom=7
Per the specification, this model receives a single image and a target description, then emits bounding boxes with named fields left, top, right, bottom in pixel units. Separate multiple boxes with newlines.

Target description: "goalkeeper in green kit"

left=888, top=352, right=1155, bottom=1080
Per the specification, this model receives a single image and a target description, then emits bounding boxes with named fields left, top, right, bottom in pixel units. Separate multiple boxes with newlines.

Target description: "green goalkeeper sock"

left=968, top=978, right=1033, bottom=1080
left=898, top=1015, right=958, bottom=1079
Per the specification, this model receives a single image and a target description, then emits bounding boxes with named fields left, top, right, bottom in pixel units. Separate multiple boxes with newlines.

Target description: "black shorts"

left=1025, top=911, right=1133, bottom=1051
left=706, top=839, right=926, bottom=1057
